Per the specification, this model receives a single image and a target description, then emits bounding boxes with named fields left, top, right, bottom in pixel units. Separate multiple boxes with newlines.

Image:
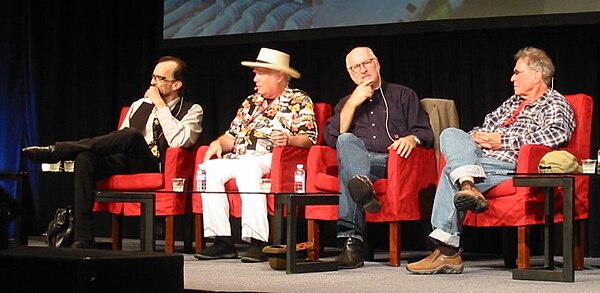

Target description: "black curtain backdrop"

left=2, top=1, right=598, bottom=256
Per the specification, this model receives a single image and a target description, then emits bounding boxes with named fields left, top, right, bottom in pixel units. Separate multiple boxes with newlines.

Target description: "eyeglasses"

left=151, top=74, right=176, bottom=82
left=347, top=58, right=377, bottom=73
left=513, top=68, right=539, bottom=76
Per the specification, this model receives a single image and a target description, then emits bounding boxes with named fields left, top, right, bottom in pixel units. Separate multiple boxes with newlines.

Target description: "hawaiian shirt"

left=225, top=87, right=317, bottom=157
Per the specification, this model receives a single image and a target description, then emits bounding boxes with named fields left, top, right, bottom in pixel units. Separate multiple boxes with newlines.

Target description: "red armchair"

left=303, top=98, right=451, bottom=266
left=460, top=93, right=593, bottom=269
left=93, top=106, right=197, bottom=253
left=192, top=102, right=333, bottom=253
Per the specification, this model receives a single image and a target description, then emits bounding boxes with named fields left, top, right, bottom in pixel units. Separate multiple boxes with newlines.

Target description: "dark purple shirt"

left=324, top=82, right=434, bottom=153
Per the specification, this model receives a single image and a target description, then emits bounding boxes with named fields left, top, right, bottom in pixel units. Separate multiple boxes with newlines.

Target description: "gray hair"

left=345, top=47, right=377, bottom=68
left=514, top=47, right=555, bottom=86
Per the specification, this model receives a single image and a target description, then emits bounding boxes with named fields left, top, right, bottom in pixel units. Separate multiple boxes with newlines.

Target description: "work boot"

left=453, top=180, right=488, bottom=213
left=335, top=237, right=364, bottom=269
left=406, top=247, right=464, bottom=274
left=348, top=175, right=381, bottom=213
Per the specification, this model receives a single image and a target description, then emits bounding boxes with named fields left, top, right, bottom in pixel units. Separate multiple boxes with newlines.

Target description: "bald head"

left=345, top=47, right=381, bottom=88
left=345, top=47, right=377, bottom=68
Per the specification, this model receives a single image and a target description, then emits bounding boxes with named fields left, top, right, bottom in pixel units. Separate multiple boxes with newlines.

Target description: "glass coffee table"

left=272, top=192, right=340, bottom=274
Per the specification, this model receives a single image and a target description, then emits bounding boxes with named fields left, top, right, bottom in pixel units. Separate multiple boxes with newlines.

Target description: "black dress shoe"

left=241, top=239, right=268, bottom=263
left=194, top=237, right=238, bottom=260
left=71, top=240, right=98, bottom=249
left=348, top=175, right=381, bottom=213
left=335, top=237, right=364, bottom=269
left=22, top=145, right=60, bottom=163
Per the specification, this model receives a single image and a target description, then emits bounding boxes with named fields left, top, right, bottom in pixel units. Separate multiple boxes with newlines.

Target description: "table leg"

left=512, top=177, right=575, bottom=282
left=276, top=194, right=339, bottom=274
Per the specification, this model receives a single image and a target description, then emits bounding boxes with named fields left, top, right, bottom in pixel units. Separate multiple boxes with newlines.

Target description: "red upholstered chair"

left=93, top=106, right=197, bottom=253
left=304, top=99, right=447, bottom=267
left=459, top=93, right=593, bottom=269
left=192, top=102, right=333, bottom=252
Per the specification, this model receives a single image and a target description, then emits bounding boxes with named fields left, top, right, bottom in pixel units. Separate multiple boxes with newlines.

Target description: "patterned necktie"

left=149, top=116, right=162, bottom=158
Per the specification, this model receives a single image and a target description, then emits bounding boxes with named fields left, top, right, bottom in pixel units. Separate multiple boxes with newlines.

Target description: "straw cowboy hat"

left=241, top=47, right=301, bottom=79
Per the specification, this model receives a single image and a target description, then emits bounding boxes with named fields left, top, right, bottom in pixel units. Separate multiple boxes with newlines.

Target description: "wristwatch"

left=411, top=135, right=421, bottom=146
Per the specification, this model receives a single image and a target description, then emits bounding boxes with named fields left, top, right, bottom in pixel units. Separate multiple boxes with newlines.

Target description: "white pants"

left=200, top=153, right=272, bottom=243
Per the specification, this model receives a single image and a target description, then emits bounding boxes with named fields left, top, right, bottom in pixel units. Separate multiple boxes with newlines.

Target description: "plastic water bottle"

left=294, top=164, right=306, bottom=193
left=196, top=165, right=206, bottom=191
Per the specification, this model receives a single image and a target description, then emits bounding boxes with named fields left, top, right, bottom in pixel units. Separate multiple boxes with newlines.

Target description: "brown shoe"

left=453, top=181, right=488, bottom=213
left=406, top=248, right=464, bottom=274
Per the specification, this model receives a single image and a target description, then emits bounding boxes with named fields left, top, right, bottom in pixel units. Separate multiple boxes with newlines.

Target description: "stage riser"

left=0, top=247, right=183, bottom=292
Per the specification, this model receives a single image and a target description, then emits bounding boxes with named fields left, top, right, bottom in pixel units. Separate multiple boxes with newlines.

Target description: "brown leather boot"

left=453, top=180, right=488, bottom=213
left=406, top=247, right=464, bottom=274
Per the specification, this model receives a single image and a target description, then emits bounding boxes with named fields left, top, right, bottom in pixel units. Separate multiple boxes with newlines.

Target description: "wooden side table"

left=511, top=175, right=575, bottom=282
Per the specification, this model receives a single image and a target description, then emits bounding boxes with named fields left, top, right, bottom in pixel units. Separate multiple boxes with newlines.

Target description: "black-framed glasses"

left=151, top=74, right=176, bottom=82
left=348, top=58, right=377, bottom=73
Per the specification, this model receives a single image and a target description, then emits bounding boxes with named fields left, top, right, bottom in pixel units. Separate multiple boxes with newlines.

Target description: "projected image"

left=163, top=0, right=463, bottom=39
left=163, top=0, right=600, bottom=40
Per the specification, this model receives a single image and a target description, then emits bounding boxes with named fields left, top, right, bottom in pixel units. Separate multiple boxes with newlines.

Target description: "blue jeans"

left=429, top=128, right=515, bottom=247
left=336, top=133, right=388, bottom=242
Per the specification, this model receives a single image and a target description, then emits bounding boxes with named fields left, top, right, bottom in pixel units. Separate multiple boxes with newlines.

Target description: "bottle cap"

left=297, top=164, right=303, bottom=168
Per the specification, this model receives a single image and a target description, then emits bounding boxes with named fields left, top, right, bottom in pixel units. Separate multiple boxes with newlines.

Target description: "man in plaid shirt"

left=407, top=47, right=575, bottom=274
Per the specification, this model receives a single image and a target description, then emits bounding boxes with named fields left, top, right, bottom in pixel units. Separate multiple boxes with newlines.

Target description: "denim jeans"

left=336, top=133, right=388, bottom=242
left=429, top=128, right=516, bottom=247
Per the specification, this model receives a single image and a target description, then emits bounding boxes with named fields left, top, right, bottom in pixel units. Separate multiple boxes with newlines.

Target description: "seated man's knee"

left=119, top=128, right=146, bottom=144
left=336, top=133, right=359, bottom=148
left=440, top=128, right=466, bottom=144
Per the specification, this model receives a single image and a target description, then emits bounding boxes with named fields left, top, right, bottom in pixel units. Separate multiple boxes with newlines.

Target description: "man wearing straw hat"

left=195, top=48, right=317, bottom=262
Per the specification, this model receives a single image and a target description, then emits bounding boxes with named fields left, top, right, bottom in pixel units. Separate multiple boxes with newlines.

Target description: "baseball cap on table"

left=538, top=150, right=582, bottom=174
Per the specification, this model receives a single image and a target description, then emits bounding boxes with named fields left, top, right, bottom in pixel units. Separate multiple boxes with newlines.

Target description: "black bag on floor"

left=44, top=206, right=74, bottom=247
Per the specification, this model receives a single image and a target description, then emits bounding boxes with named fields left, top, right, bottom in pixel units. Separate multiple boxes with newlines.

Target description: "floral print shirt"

left=226, top=87, right=317, bottom=157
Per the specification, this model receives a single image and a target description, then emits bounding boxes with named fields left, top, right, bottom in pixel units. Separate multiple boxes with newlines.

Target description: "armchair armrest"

left=162, top=146, right=198, bottom=191
left=270, top=146, right=310, bottom=192
left=515, top=144, right=553, bottom=174
left=379, top=146, right=437, bottom=219
left=306, top=145, right=339, bottom=193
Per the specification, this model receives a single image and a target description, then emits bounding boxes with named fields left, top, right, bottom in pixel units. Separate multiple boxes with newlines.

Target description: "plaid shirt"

left=226, top=88, right=317, bottom=157
left=469, top=90, right=575, bottom=164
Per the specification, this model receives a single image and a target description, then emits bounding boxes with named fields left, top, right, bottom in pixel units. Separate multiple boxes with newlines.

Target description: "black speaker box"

left=0, top=246, right=183, bottom=293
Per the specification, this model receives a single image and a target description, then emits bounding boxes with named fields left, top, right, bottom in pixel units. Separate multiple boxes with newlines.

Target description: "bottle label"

left=196, top=171, right=206, bottom=191
left=294, top=175, right=305, bottom=193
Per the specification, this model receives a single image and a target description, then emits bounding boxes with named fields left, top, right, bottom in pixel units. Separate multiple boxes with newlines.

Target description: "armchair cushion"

left=97, top=173, right=164, bottom=190
left=305, top=145, right=437, bottom=222
left=94, top=146, right=196, bottom=216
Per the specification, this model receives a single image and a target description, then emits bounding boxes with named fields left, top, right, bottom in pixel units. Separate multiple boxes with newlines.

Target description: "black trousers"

left=54, top=128, right=159, bottom=241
